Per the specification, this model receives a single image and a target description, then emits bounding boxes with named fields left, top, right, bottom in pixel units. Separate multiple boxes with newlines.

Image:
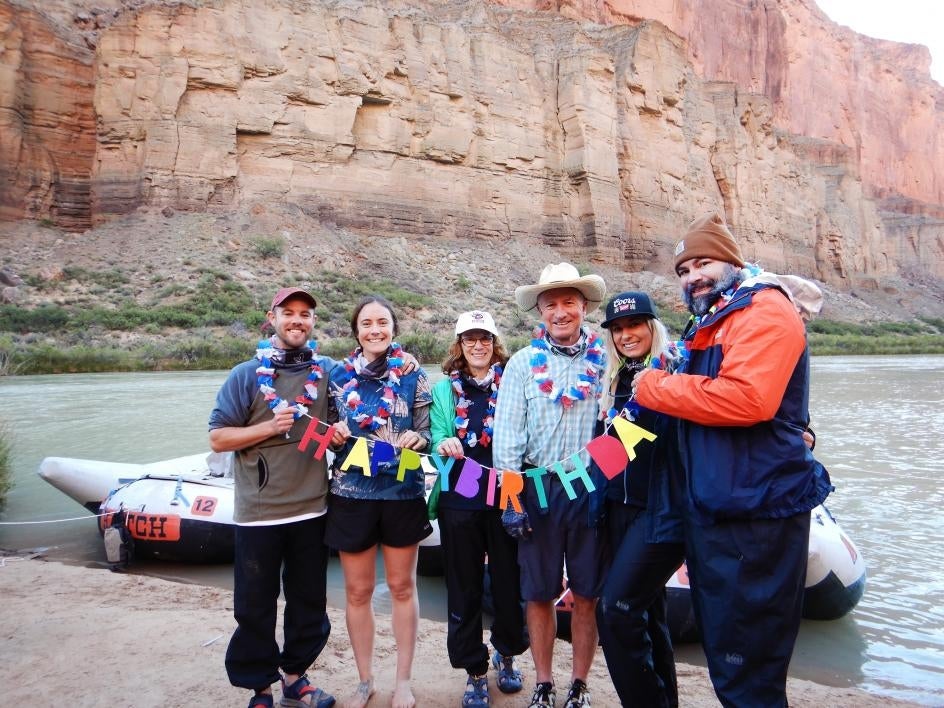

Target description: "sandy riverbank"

left=0, top=556, right=918, bottom=707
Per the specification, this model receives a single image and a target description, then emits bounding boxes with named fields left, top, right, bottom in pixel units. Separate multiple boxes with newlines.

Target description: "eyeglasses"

left=460, top=333, right=495, bottom=346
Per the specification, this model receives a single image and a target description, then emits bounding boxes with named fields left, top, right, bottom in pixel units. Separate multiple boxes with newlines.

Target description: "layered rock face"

left=0, top=3, right=96, bottom=229
left=1, top=0, right=942, bottom=290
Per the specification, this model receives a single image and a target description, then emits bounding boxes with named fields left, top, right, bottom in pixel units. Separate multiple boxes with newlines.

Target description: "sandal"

left=248, top=692, right=274, bottom=708
left=491, top=652, right=523, bottom=694
left=280, top=674, right=336, bottom=708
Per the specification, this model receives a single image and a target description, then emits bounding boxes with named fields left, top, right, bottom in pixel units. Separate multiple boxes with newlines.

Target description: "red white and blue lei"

left=451, top=363, right=502, bottom=448
left=337, top=343, right=405, bottom=431
left=530, top=324, right=605, bottom=409
left=255, top=337, right=324, bottom=419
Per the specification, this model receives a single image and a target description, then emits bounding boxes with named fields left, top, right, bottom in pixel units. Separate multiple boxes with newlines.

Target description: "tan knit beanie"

left=673, top=212, right=745, bottom=270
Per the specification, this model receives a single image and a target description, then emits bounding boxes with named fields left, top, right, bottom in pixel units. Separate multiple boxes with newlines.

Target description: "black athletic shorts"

left=325, top=495, right=433, bottom=553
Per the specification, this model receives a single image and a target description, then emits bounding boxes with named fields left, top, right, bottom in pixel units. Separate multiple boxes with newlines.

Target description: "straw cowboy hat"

left=514, top=262, right=607, bottom=312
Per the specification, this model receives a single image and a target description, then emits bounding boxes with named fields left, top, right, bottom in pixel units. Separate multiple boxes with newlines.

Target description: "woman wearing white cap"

left=594, top=291, right=685, bottom=708
left=430, top=310, right=528, bottom=708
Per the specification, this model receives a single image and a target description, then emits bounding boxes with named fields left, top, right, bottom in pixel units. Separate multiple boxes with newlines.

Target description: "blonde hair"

left=599, top=317, right=672, bottom=415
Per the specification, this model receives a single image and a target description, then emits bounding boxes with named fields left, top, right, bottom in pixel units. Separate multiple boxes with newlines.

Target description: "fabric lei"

left=339, top=343, right=405, bottom=431
left=529, top=324, right=605, bottom=409
left=450, top=363, right=502, bottom=448
left=255, top=337, right=323, bottom=419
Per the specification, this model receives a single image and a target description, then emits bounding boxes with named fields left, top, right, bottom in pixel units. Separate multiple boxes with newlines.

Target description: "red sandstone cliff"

left=1, top=0, right=942, bottom=295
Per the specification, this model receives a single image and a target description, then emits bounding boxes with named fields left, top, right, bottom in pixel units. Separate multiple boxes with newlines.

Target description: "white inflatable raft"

left=37, top=452, right=442, bottom=566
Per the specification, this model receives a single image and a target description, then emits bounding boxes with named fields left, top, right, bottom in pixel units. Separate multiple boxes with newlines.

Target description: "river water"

left=0, top=357, right=942, bottom=704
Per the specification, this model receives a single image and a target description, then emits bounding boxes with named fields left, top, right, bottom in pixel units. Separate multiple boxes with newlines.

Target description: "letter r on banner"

left=498, top=470, right=524, bottom=513
left=297, top=416, right=336, bottom=460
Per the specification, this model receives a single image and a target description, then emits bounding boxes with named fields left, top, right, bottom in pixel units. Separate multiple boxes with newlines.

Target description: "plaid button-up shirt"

left=493, top=331, right=604, bottom=474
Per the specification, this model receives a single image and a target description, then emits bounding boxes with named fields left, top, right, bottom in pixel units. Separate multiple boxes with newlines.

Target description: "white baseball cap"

left=455, top=310, right=499, bottom=337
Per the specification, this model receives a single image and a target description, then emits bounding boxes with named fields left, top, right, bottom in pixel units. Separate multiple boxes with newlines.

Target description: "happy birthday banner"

left=295, top=414, right=656, bottom=511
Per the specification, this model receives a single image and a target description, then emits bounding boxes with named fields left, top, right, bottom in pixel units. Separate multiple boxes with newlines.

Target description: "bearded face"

left=679, top=261, right=743, bottom=316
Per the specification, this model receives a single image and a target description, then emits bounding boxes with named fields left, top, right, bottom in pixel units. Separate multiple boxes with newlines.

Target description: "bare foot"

left=391, top=679, right=415, bottom=708
left=343, top=678, right=374, bottom=708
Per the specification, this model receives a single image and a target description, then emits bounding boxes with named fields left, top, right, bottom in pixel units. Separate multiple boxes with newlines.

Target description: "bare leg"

left=570, top=593, right=599, bottom=682
left=340, top=548, right=378, bottom=708
left=527, top=600, right=557, bottom=685
left=383, top=543, right=419, bottom=708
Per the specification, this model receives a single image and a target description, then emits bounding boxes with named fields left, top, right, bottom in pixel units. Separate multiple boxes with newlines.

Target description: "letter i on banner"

left=611, top=416, right=657, bottom=461
left=297, top=416, right=336, bottom=460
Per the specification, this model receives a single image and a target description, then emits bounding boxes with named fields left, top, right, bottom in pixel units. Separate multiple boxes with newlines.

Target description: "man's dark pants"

left=226, top=516, right=331, bottom=690
left=685, top=512, right=810, bottom=708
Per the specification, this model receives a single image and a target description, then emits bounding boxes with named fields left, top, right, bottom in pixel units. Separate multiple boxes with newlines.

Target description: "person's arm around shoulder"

left=635, top=289, right=806, bottom=426
left=493, top=350, right=529, bottom=471
left=396, top=369, right=431, bottom=451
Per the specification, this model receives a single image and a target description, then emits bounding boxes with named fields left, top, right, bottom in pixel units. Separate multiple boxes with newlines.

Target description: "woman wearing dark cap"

left=594, top=291, right=686, bottom=708
left=430, top=310, right=528, bottom=708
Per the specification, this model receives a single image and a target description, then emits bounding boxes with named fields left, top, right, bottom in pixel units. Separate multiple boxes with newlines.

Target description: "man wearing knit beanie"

left=633, top=212, right=832, bottom=706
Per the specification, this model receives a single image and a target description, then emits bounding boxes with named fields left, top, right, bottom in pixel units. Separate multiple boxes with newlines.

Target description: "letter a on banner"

left=611, top=416, right=657, bottom=461
left=340, top=437, right=371, bottom=475
left=297, top=416, right=336, bottom=460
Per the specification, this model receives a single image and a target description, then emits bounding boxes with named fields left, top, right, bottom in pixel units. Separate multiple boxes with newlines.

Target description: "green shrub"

left=0, top=420, right=11, bottom=512
left=250, top=235, right=285, bottom=259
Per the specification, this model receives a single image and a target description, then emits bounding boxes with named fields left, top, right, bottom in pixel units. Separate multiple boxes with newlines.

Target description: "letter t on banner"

left=297, top=416, right=336, bottom=460
left=611, top=416, right=657, bottom=461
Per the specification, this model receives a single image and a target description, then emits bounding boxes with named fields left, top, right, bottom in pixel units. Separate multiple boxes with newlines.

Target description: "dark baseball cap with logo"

left=601, top=291, right=658, bottom=328
left=270, top=286, right=316, bottom=310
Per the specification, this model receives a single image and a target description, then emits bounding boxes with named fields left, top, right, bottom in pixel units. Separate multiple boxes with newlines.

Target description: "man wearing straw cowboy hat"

left=634, top=213, right=832, bottom=707
left=494, top=262, right=607, bottom=708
